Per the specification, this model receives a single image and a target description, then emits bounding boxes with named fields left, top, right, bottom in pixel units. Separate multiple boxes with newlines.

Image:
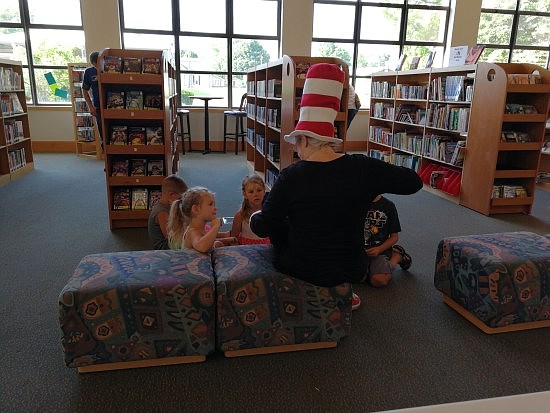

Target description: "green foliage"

left=181, top=89, right=194, bottom=105
left=233, top=40, right=270, bottom=72
left=317, top=43, right=351, bottom=67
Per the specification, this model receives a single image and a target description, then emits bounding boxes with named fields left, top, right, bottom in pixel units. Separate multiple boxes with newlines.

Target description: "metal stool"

left=176, top=108, right=192, bottom=154
left=223, top=93, right=247, bottom=155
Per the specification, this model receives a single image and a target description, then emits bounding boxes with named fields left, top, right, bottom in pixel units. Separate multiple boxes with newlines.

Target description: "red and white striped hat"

left=285, top=63, right=345, bottom=145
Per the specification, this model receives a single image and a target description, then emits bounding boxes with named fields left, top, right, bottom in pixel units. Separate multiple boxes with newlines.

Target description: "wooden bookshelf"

left=246, top=55, right=349, bottom=187
left=0, top=58, right=34, bottom=186
left=68, top=63, right=102, bottom=159
left=370, top=63, right=550, bottom=215
left=97, top=48, right=178, bottom=229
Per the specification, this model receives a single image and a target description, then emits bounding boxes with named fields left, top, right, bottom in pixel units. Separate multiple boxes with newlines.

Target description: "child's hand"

left=211, top=217, right=223, bottom=229
left=365, top=246, right=383, bottom=257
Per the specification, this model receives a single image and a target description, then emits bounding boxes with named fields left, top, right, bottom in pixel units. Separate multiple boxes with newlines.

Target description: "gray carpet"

left=0, top=152, right=549, bottom=413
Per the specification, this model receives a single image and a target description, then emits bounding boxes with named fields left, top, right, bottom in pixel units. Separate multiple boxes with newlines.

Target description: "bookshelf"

left=0, top=58, right=34, bottom=187
left=246, top=55, right=349, bottom=187
left=97, top=48, right=178, bottom=229
left=369, top=62, right=550, bottom=215
left=68, top=63, right=102, bottom=159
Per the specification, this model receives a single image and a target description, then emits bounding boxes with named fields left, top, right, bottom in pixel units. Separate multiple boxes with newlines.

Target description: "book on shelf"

left=0, top=67, right=22, bottom=90
left=409, top=56, right=420, bottom=70
left=448, top=46, right=468, bottom=67
left=75, top=114, right=94, bottom=127
left=110, top=125, right=128, bottom=145
left=449, top=140, right=466, bottom=166
left=504, top=103, right=538, bottom=114
left=77, top=127, right=95, bottom=142
left=125, top=90, right=144, bottom=110
left=0, top=93, right=24, bottom=115
left=147, top=159, right=164, bottom=176
left=103, top=56, right=123, bottom=73
left=507, top=73, right=542, bottom=84
left=142, top=57, right=161, bottom=74
left=130, top=158, right=147, bottom=176
left=131, top=188, right=148, bottom=210
left=112, top=188, right=131, bottom=210
left=71, top=70, right=83, bottom=82
left=501, top=130, right=531, bottom=142
left=111, top=159, right=129, bottom=176
left=465, top=45, right=485, bottom=65
left=295, top=63, right=310, bottom=79
left=149, top=189, right=162, bottom=209
left=128, top=126, right=146, bottom=145
left=146, top=126, right=163, bottom=145
left=74, top=99, right=89, bottom=112
left=123, top=57, right=142, bottom=74
left=444, top=76, right=465, bottom=102
left=72, top=87, right=83, bottom=98
left=144, top=93, right=162, bottom=110
left=395, top=54, right=407, bottom=71
left=106, top=91, right=125, bottom=109
left=425, top=51, right=436, bottom=68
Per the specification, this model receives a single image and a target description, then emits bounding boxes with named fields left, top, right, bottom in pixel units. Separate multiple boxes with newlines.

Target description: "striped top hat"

left=284, top=63, right=345, bottom=145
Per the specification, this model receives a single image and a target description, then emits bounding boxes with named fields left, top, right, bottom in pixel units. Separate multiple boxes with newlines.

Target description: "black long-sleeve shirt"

left=250, top=154, right=423, bottom=286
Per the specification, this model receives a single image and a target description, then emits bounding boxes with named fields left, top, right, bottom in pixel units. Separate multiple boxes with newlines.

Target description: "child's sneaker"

left=352, top=292, right=361, bottom=310
left=393, top=244, right=412, bottom=270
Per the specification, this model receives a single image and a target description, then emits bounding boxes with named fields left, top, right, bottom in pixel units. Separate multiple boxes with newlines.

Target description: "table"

left=192, top=96, right=223, bottom=154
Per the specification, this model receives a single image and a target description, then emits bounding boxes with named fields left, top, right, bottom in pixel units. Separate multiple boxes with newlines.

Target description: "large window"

left=119, top=0, right=281, bottom=108
left=477, top=0, right=549, bottom=68
left=0, top=0, right=85, bottom=104
left=313, top=0, right=451, bottom=103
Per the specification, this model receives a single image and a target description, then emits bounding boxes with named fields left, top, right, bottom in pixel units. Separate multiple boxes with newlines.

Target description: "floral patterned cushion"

left=59, top=249, right=215, bottom=368
left=212, top=244, right=352, bottom=352
left=434, top=231, right=550, bottom=328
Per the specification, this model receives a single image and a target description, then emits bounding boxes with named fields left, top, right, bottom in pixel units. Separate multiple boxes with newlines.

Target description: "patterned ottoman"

left=212, top=244, right=352, bottom=357
left=59, top=249, right=215, bottom=372
left=434, top=231, right=550, bottom=333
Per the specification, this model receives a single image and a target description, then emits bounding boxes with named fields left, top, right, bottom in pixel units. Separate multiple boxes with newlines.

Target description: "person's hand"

left=365, top=246, right=383, bottom=257
left=213, top=240, right=224, bottom=249
left=211, top=217, right=222, bottom=229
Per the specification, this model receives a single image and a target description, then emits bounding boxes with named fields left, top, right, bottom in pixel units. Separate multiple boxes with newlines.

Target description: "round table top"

left=192, top=96, right=223, bottom=100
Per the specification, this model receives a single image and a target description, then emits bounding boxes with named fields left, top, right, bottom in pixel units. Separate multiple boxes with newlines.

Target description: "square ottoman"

left=59, top=249, right=215, bottom=372
left=213, top=244, right=352, bottom=357
left=434, top=231, right=550, bottom=333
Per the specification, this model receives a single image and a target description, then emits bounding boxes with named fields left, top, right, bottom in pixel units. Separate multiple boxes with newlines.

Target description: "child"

left=230, top=174, right=270, bottom=245
left=168, top=186, right=236, bottom=252
left=363, top=195, right=412, bottom=287
left=148, top=174, right=188, bottom=249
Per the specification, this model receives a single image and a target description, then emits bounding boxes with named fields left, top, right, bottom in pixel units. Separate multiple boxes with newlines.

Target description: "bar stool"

left=176, top=108, right=192, bottom=154
left=223, top=93, right=247, bottom=155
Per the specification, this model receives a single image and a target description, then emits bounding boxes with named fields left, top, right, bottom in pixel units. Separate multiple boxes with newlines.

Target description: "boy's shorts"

left=368, top=254, right=394, bottom=275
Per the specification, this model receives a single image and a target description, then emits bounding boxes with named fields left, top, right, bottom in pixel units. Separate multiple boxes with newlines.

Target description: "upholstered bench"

left=434, top=231, right=550, bottom=334
left=212, top=244, right=353, bottom=357
left=59, top=249, right=215, bottom=372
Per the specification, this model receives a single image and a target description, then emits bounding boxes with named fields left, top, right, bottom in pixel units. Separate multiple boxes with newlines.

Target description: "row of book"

left=77, top=127, right=95, bottom=142
left=266, top=168, right=279, bottom=188
left=500, top=130, right=532, bottom=143
left=1, top=93, right=24, bottom=115
left=504, top=103, right=538, bottom=114
left=109, top=125, right=163, bottom=146
left=266, top=108, right=280, bottom=129
left=371, top=102, right=394, bottom=120
left=0, top=67, right=22, bottom=91
left=507, top=73, right=542, bottom=85
left=430, top=75, right=473, bottom=102
left=103, top=56, right=161, bottom=75
left=112, top=187, right=161, bottom=211
left=3, top=120, right=24, bottom=145
left=111, top=158, right=164, bottom=177
left=8, top=147, right=27, bottom=172
left=371, top=81, right=394, bottom=99
left=74, top=99, right=90, bottom=113
left=491, top=184, right=528, bottom=198
left=368, top=149, right=421, bottom=172
left=426, top=103, right=470, bottom=132
left=106, top=91, right=163, bottom=110
left=267, top=141, right=280, bottom=163
left=395, top=84, right=427, bottom=100
left=75, top=114, right=95, bottom=127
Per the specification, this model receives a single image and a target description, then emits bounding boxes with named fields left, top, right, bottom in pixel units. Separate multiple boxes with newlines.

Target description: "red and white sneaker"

left=352, top=292, right=361, bottom=310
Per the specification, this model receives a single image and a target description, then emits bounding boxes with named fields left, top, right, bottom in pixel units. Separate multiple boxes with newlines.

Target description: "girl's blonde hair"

left=167, top=186, right=213, bottom=249
left=239, top=174, right=266, bottom=220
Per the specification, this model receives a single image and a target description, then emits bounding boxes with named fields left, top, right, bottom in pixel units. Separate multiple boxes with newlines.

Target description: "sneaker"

left=352, top=292, right=361, bottom=310
left=393, top=244, right=412, bottom=270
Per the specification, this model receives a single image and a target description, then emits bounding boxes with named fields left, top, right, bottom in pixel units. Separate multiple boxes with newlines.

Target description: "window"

left=119, top=0, right=281, bottom=108
left=477, top=0, right=550, bottom=68
left=313, top=0, right=450, bottom=104
left=0, top=0, right=85, bottom=104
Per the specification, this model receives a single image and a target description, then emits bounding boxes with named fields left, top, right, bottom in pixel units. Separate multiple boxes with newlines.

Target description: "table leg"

left=203, top=100, right=210, bottom=154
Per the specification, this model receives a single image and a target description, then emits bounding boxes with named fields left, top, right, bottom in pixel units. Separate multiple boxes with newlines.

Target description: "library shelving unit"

left=68, top=63, right=102, bottom=159
left=0, top=58, right=34, bottom=187
left=369, top=62, right=550, bottom=215
left=98, top=48, right=178, bottom=229
left=246, top=55, right=349, bottom=187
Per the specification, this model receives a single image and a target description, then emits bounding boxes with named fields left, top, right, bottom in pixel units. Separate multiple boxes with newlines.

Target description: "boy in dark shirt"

left=364, top=195, right=412, bottom=287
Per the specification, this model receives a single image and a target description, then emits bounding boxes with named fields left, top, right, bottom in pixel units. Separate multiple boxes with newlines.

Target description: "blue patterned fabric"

left=212, top=244, right=352, bottom=352
left=434, top=231, right=550, bottom=328
left=59, top=250, right=215, bottom=368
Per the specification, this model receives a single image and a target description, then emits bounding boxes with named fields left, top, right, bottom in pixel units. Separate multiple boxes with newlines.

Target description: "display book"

left=68, top=63, right=102, bottom=159
left=245, top=55, right=349, bottom=188
left=98, top=48, right=177, bottom=229
left=0, top=58, right=33, bottom=186
left=369, top=62, right=550, bottom=215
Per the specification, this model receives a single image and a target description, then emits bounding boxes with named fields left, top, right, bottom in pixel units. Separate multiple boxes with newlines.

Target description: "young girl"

left=230, top=174, right=270, bottom=245
left=168, top=186, right=235, bottom=252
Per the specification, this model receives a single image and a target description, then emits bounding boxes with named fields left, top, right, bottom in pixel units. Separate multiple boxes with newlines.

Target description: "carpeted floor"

left=0, top=152, right=549, bottom=413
